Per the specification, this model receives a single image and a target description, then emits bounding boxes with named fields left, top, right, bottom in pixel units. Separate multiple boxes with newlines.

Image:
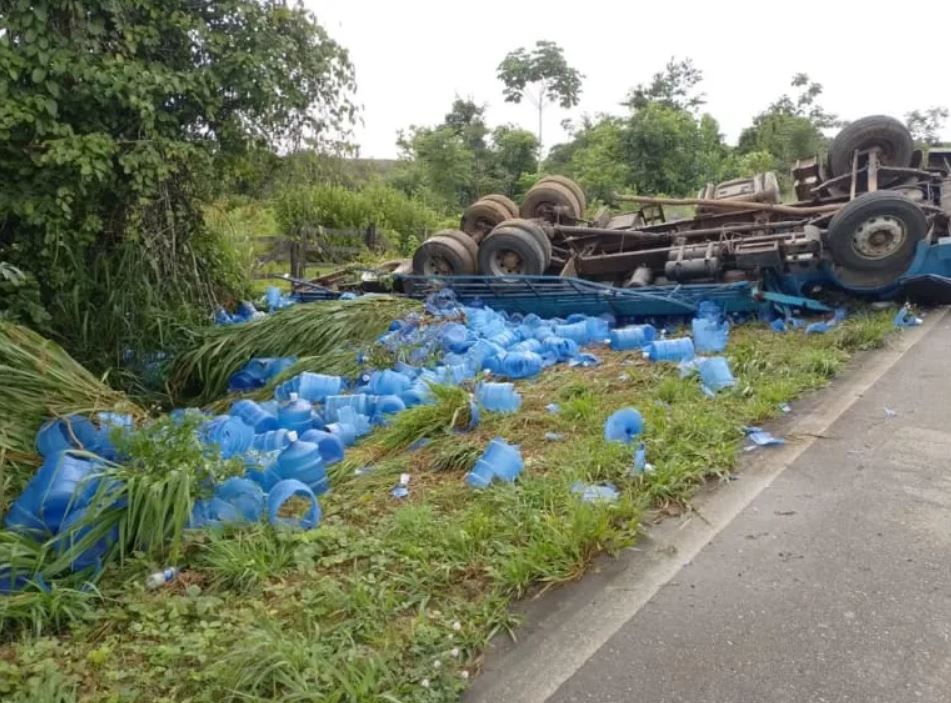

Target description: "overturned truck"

left=409, top=115, right=951, bottom=305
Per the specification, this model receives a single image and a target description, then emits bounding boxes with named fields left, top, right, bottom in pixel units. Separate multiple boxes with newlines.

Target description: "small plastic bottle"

left=145, top=567, right=178, bottom=590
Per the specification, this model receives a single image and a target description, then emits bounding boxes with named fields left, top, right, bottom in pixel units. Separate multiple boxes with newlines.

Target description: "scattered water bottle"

left=145, top=567, right=178, bottom=590
left=643, top=337, right=695, bottom=362
left=609, top=324, right=657, bottom=351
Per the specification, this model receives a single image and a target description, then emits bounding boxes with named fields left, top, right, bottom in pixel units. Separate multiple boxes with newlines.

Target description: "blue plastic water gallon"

left=470, top=438, right=524, bottom=485
left=276, top=432, right=328, bottom=495
left=441, top=323, right=471, bottom=353
left=229, top=399, right=279, bottom=433
left=500, top=351, right=543, bottom=379
left=35, top=416, right=95, bottom=457
left=554, top=321, right=590, bottom=345
left=252, top=428, right=291, bottom=452
left=368, top=370, right=412, bottom=396
left=267, top=479, right=321, bottom=530
left=214, top=477, right=266, bottom=522
left=201, top=415, right=254, bottom=459
left=511, top=338, right=543, bottom=354
left=692, top=317, right=730, bottom=353
left=698, top=356, right=736, bottom=393
left=324, top=394, right=371, bottom=422
left=373, top=395, right=406, bottom=420
left=5, top=451, right=102, bottom=535
left=541, top=336, right=579, bottom=361
left=325, top=421, right=357, bottom=447
left=604, top=408, right=644, bottom=444
left=277, top=393, right=314, bottom=434
left=609, top=324, right=657, bottom=351
left=585, top=316, right=611, bottom=342
left=477, top=382, right=522, bottom=413
left=644, top=337, right=695, bottom=362
left=298, top=429, right=345, bottom=465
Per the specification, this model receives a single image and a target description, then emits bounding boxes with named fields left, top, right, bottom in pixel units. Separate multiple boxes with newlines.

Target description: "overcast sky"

left=308, top=0, right=951, bottom=159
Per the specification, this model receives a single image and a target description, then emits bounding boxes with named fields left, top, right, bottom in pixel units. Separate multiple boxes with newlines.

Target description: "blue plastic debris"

left=604, top=408, right=644, bottom=444
left=744, top=426, right=785, bottom=448
left=571, top=481, right=619, bottom=503
left=390, top=473, right=411, bottom=499
left=692, top=308, right=730, bottom=353
left=477, top=382, right=522, bottom=413
left=544, top=432, right=563, bottom=441
left=465, top=439, right=523, bottom=488
left=228, top=357, right=296, bottom=392
left=267, top=479, right=320, bottom=529
left=568, top=353, right=600, bottom=367
left=546, top=403, right=561, bottom=414
left=633, top=442, right=648, bottom=474
left=893, top=305, right=923, bottom=327
left=770, top=319, right=787, bottom=333
left=697, top=356, right=736, bottom=394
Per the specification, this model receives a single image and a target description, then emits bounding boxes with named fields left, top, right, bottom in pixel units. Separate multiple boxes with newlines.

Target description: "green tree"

left=545, top=116, right=630, bottom=203
left=497, top=40, right=584, bottom=150
left=624, top=57, right=705, bottom=113
left=623, top=103, right=722, bottom=196
left=0, top=0, right=356, bottom=367
left=737, top=73, right=834, bottom=177
left=905, top=107, right=949, bottom=146
left=490, top=125, right=539, bottom=197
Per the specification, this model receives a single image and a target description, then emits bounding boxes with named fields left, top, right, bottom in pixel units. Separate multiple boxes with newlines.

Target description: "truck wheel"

left=491, top=218, right=552, bottom=263
left=520, top=181, right=583, bottom=222
left=828, top=115, right=914, bottom=185
left=537, top=175, right=587, bottom=213
left=478, top=229, right=548, bottom=276
left=434, top=228, right=478, bottom=262
left=825, top=191, right=925, bottom=272
left=460, top=200, right=512, bottom=242
left=412, top=234, right=477, bottom=276
left=480, top=194, right=519, bottom=219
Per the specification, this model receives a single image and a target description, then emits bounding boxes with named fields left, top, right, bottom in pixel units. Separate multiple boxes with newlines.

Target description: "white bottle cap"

left=289, top=392, right=299, bottom=401
left=286, top=430, right=298, bottom=442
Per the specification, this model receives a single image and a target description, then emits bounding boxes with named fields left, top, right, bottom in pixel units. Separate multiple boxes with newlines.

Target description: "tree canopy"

left=0, top=0, right=356, bottom=364
left=497, top=40, right=583, bottom=148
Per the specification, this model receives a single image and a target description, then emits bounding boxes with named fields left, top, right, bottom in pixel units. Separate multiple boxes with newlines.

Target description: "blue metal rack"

left=396, top=275, right=757, bottom=318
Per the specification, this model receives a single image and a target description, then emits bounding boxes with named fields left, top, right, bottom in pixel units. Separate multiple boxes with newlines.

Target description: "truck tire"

left=481, top=194, right=519, bottom=219
left=478, top=229, right=549, bottom=276
left=520, top=181, right=583, bottom=222
left=537, top=175, right=587, bottom=213
left=412, top=235, right=477, bottom=276
left=825, top=191, right=926, bottom=273
left=491, top=218, right=552, bottom=263
left=434, top=228, right=479, bottom=262
left=828, top=115, right=914, bottom=184
left=460, top=200, right=512, bottom=242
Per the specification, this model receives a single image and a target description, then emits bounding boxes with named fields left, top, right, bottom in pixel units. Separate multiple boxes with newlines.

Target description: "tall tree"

left=905, top=107, right=949, bottom=146
left=497, top=40, right=583, bottom=151
left=0, top=0, right=356, bottom=363
left=624, top=57, right=705, bottom=113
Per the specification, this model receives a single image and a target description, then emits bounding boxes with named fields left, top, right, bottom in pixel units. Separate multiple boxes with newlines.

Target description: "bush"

left=275, top=182, right=442, bottom=255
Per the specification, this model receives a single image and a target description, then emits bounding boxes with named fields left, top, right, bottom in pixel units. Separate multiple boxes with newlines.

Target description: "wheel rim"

left=851, top=215, right=907, bottom=260
left=422, top=254, right=454, bottom=276
left=490, top=248, right=525, bottom=275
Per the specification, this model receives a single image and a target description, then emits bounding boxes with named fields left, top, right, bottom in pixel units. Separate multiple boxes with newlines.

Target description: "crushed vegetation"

left=0, top=309, right=895, bottom=702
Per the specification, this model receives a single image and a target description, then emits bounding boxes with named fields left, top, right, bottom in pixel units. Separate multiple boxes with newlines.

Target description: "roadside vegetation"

left=0, top=311, right=895, bottom=701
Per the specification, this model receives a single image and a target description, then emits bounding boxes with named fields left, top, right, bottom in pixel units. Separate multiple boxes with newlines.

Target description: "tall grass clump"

left=169, top=295, right=420, bottom=403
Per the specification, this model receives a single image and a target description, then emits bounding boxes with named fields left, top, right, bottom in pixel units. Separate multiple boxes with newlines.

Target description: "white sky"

left=308, top=0, right=951, bottom=159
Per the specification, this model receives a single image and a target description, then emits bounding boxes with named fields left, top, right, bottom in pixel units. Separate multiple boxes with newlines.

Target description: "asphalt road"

left=468, top=310, right=951, bottom=703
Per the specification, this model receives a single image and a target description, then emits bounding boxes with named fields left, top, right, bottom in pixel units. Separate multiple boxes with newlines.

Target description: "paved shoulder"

left=550, top=314, right=951, bottom=703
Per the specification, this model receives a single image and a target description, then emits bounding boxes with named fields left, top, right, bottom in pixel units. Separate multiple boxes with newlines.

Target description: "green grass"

left=0, top=309, right=896, bottom=701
